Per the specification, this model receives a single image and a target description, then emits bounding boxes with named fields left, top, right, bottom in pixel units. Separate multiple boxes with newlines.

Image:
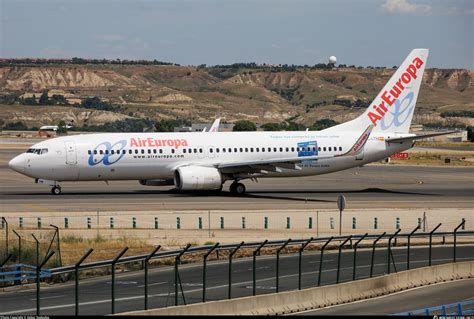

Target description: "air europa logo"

left=130, top=137, right=188, bottom=149
left=367, top=57, right=424, bottom=127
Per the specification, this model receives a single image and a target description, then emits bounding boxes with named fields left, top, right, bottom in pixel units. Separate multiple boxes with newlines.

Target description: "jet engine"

left=174, top=166, right=222, bottom=191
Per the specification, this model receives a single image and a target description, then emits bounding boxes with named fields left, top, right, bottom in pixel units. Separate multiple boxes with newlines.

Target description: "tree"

left=261, top=123, right=283, bottom=131
left=468, top=126, right=473, bottom=142
left=56, top=120, right=68, bottom=135
left=233, top=120, right=256, bottom=131
left=39, top=90, right=49, bottom=105
left=311, top=119, right=339, bottom=130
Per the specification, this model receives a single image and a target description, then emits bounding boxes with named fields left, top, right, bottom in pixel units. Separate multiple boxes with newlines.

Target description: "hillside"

left=0, top=64, right=472, bottom=129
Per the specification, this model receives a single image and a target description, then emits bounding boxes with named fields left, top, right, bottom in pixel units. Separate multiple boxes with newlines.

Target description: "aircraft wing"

left=385, top=131, right=459, bottom=143
left=216, top=126, right=373, bottom=173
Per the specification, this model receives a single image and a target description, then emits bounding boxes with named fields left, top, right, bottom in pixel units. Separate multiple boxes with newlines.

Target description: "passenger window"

left=100, top=150, right=104, bottom=155
left=291, top=147, right=295, bottom=152
left=256, top=148, right=259, bottom=152
left=323, top=147, right=326, bottom=151
left=141, top=149, right=145, bottom=154
left=216, top=148, right=219, bottom=153
left=250, top=148, right=254, bottom=152
left=273, top=147, right=277, bottom=152
left=329, top=147, right=332, bottom=151
left=210, top=148, right=213, bottom=153
left=268, top=147, right=271, bottom=152
left=147, top=149, right=150, bottom=154
left=194, top=149, right=197, bottom=153
left=111, top=150, right=115, bottom=155
left=183, top=149, right=187, bottom=153
left=245, top=148, right=248, bottom=152
left=261, top=148, right=264, bottom=152
left=223, top=148, right=226, bottom=153
left=296, top=147, right=300, bottom=152
left=105, top=150, right=109, bottom=155
left=129, top=150, right=132, bottom=154
left=318, top=147, right=321, bottom=151
left=171, top=149, right=175, bottom=154
left=199, top=148, right=203, bottom=153
left=88, top=150, right=91, bottom=155
left=159, top=149, right=163, bottom=154
left=94, top=150, right=97, bottom=155
left=228, top=148, right=232, bottom=153
left=339, top=147, right=342, bottom=151
left=285, top=147, right=289, bottom=152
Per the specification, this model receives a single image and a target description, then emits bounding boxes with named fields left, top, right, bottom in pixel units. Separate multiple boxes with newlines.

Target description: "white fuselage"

left=9, top=130, right=412, bottom=183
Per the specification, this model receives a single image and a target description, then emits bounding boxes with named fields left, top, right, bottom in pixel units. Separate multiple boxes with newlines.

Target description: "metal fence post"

left=318, top=237, right=333, bottom=286
left=387, top=229, right=401, bottom=274
left=32, top=234, right=40, bottom=271
left=228, top=241, right=244, bottom=299
left=429, top=223, right=442, bottom=266
left=2, top=217, right=8, bottom=257
left=50, top=224, right=62, bottom=268
left=203, top=242, right=219, bottom=302
left=75, top=249, right=93, bottom=316
left=407, top=225, right=420, bottom=270
left=276, top=238, right=291, bottom=293
left=144, top=245, right=161, bottom=310
left=12, top=230, right=21, bottom=264
left=336, top=236, right=352, bottom=284
left=253, top=240, right=268, bottom=296
left=175, top=244, right=191, bottom=306
left=36, top=251, right=55, bottom=315
left=454, top=220, right=465, bottom=263
left=111, top=247, right=128, bottom=314
left=298, top=237, right=313, bottom=290
left=353, top=233, right=368, bottom=281
left=370, top=232, right=386, bottom=278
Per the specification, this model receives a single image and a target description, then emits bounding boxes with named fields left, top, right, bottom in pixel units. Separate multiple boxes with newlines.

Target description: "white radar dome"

left=329, top=56, right=337, bottom=64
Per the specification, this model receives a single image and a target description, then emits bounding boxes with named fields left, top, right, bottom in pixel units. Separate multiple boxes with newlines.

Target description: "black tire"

left=229, top=183, right=237, bottom=194
left=234, top=183, right=246, bottom=195
left=51, top=186, right=61, bottom=195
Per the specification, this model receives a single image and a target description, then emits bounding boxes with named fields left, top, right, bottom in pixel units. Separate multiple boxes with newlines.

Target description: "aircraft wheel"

left=234, top=183, right=246, bottom=195
left=51, top=186, right=62, bottom=195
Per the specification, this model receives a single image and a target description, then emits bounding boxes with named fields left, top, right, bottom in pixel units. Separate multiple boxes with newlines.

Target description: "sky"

left=0, top=0, right=473, bottom=69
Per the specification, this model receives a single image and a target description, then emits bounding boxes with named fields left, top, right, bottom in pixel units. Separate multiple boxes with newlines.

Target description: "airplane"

left=202, top=118, right=220, bottom=132
left=8, top=49, right=456, bottom=195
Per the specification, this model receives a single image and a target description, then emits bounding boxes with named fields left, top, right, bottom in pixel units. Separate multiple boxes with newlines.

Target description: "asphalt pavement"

left=0, top=245, right=472, bottom=315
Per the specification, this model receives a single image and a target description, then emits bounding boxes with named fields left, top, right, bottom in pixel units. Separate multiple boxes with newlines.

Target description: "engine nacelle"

left=139, top=179, right=174, bottom=186
left=174, top=166, right=222, bottom=191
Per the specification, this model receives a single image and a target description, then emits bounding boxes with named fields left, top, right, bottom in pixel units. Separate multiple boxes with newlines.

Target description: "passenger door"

left=65, top=141, right=77, bottom=165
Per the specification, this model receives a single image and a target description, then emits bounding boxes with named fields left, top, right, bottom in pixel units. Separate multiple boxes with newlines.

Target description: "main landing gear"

left=51, top=186, right=62, bottom=195
left=229, top=182, right=246, bottom=195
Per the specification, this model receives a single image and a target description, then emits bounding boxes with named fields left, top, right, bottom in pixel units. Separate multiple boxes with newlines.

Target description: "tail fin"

left=324, top=49, right=429, bottom=134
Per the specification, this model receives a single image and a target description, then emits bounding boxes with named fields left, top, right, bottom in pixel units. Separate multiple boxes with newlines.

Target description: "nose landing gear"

left=229, top=182, right=246, bottom=195
left=51, top=186, right=62, bottom=195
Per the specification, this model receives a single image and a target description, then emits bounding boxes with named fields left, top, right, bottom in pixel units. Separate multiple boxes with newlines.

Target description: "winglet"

left=340, top=125, right=374, bottom=156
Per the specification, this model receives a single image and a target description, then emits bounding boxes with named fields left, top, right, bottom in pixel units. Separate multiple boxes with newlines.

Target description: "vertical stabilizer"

left=324, top=49, right=429, bottom=134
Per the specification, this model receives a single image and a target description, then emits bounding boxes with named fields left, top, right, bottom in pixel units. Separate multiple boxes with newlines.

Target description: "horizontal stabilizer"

left=385, top=131, right=459, bottom=143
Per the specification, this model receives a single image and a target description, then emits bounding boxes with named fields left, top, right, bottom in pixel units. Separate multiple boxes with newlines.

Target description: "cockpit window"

left=25, top=148, right=48, bottom=155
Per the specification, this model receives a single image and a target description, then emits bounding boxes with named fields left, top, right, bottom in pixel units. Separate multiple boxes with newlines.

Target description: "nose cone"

left=8, top=155, right=25, bottom=174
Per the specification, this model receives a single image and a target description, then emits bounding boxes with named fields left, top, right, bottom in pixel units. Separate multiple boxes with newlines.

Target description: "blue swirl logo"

left=380, top=92, right=415, bottom=131
left=88, top=140, right=127, bottom=166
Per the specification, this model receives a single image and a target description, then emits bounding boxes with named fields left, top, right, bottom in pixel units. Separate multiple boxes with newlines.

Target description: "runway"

left=1, top=147, right=473, bottom=212
left=0, top=245, right=472, bottom=315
